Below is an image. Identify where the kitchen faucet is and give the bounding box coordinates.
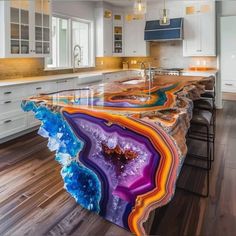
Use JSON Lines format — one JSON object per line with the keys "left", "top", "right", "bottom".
{"left": 147, "top": 63, "right": 153, "bottom": 100}
{"left": 73, "top": 44, "right": 82, "bottom": 73}
{"left": 140, "top": 61, "right": 147, "bottom": 78}
{"left": 140, "top": 62, "right": 153, "bottom": 100}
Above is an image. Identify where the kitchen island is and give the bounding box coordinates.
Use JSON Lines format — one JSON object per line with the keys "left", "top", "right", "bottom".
{"left": 22, "top": 74, "right": 213, "bottom": 236}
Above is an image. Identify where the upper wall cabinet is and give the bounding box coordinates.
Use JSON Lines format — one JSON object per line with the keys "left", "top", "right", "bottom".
{"left": 0, "top": 0, "right": 51, "bottom": 58}
{"left": 183, "top": 1, "right": 216, "bottom": 57}
{"left": 95, "top": 6, "right": 113, "bottom": 57}
{"left": 124, "top": 14, "right": 149, "bottom": 57}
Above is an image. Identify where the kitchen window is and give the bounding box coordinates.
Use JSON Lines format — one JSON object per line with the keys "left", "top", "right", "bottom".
{"left": 46, "top": 15, "right": 94, "bottom": 69}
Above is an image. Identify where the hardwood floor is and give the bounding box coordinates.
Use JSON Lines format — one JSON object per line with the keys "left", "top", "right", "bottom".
{"left": 0, "top": 100, "right": 235, "bottom": 236}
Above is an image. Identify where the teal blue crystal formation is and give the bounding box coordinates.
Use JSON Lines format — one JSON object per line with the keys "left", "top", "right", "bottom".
{"left": 21, "top": 101, "right": 101, "bottom": 213}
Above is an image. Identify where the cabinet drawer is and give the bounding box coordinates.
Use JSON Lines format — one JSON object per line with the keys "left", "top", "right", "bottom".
{"left": 27, "top": 81, "right": 58, "bottom": 96}
{"left": 0, "top": 99, "right": 23, "bottom": 119}
{"left": 27, "top": 113, "right": 41, "bottom": 128}
{"left": 0, "top": 115, "right": 27, "bottom": 139}
{"left": 77, "top": 75, "right": 103, "bottom": 86}
{"left": 0, "top": 85, "right": 27, "bottom": 100}
{"left": 57, "top": 78, "right": 75, "bottom": 91}
{"left": 222, "top": 80, "right": 236, "bottom": 92}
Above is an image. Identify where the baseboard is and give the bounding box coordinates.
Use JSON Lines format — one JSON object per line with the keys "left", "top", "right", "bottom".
{"left": 0, "top": 126, "right": 39, "bottom": 144}
{"left": 222, "top": 92, "right": 236, "bottom": 101}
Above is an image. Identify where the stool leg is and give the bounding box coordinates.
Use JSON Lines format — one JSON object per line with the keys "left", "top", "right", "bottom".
{"left": 177, "top": 125, "right": 210, "bottom": 198}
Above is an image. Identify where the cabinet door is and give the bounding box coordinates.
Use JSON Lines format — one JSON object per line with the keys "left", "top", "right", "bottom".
{"left": 9, "top": 0, "right": 32, "bottom": 56}
{"left": 183, "top": 3, "right": 201, "bottom": 56}
{"left": 125, "top": 17, "right": 148, "bottom": 57}
{"left": 34, "top": 0, "right": 51, "bottom": 55}
{"left": 199, "top": 3, "right": 216, "bottom": 56}
{"left": 183, "top": 14, "right": 201, "bottom": 56}
{"left": 124, "top": 19, "right": 136, "bottom": 56}
{"left": 103, "top": 13, "right": 113, "bottom": 56}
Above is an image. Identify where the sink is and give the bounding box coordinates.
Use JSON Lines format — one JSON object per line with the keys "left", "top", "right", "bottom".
{"left": 121, "top": 79, "right": 145, "bottom": 85}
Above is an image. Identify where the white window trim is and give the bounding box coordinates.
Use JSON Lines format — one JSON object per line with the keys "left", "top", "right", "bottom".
{"left": 45, "top": 13, "right": 95, "bottom": 70}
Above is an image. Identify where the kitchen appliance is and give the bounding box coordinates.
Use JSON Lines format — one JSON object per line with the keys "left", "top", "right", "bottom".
{"left": 146, "top": 67, "right": 184, "bottom": 76}
{"left": 144, "top": 18, "right": 183, "bottom": 41}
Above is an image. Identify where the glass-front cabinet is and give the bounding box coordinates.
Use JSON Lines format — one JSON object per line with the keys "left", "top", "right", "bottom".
{"left": 10, "top": 0, "right": 30, "bottom": 55}
{"left": 35, "top": 0, "right": 50, "bottom": 55}
{"left": 0, "top": 0, "right": 51, "bottom": 58}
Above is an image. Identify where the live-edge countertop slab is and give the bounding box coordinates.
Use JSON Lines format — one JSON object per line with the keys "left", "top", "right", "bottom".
{"left": 22, "top": 74, "right": 214, "bottom": 236}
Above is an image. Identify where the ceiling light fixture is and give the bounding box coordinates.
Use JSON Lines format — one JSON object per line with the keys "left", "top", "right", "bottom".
{"left": 160, "top": 0, "right": 170, "bottom": 25}
{"left": 134, "top": 0, "right": 147, "bottom": 15}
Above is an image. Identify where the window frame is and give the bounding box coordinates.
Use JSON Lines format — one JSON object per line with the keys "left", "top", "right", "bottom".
{"left": 45, "top": 14, "right": 95, "bottom": 70}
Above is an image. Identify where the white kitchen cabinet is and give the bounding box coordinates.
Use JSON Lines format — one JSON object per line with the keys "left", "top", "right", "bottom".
{"left": 124, "top": 15, "right": 149, "bottom": 57}
{"left": 0, "top": 0, "right": 51, "bottom": 58}
{"left": 95, "top": 5, "right": 113, "bottom": 57}
{"left": 183, "top": 1, "right": 216, "bottom": 57}
{"left": 0, "top": 77, "right": 76, "bottom": 142}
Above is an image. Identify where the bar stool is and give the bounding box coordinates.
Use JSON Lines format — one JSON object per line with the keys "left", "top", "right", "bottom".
{"left": 178, "top": 109, "right": 212, "bottom": 197}
{"left": 190, "top": 76, "right": 216, "bottom": 161}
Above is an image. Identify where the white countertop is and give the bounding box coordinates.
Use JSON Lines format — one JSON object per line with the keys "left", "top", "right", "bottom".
{"left": 0, "top": 69, "right": 137, "bottom": 87}
{"left": 0, "top": 68, "right": 218, "bottom": 87}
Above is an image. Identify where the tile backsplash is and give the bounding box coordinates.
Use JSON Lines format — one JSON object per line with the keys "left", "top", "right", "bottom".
{"left": 0, "top": 57, "right": 123, "bottom": 80}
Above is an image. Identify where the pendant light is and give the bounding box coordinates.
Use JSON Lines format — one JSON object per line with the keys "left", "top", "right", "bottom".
{"left": 134, "top": 0, "right": 147, "bottom": 15}
{"left": 160, "top": 0, "right": 170, "bottom": 25}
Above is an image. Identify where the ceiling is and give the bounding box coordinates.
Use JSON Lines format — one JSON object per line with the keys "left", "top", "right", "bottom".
{"left": 88, "top": 0, "right": 161, "bottom": 7}
{"left": 105, "top": 0, "right": 153, "bottom": 7}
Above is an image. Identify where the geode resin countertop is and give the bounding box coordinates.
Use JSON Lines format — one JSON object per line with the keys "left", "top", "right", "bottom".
{"left": 22, "top": 75, "right": 213, "bottom": 236}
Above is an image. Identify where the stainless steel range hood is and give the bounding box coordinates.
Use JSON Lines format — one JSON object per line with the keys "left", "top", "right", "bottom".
{"left": 144, "top": 18, "right": 183, "bottom": 41}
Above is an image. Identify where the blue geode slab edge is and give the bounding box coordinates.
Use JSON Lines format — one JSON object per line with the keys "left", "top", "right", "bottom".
{"left": 21, "top": 100, "right": 102, "bottom": 213}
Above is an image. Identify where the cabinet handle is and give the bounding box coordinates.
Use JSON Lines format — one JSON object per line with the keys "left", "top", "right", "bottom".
{"left": 4, "top": 119, "right": 12, "bottom": 124}
{"left": 57, "top": 80, "right": 68, "bottom": 84}
{"left": 36, "top": 87, "right": 42, "bottom": 90}
{"left": 4, "top": 91, "right": 12, "bottom": 95}
{"left": 4, "top": 101, "right": 12, "bottom": 104}
{"left": 225, "top": 83, "right": 233, "bottom": 86}
{"left": 196, "top": 49, "right": 202, "bottom": 52}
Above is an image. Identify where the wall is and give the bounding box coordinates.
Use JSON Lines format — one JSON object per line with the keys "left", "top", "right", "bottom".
{"left": 0, "top": 0, "right": 219, "bottom": 80}
{"left": 52, "top": 1, "right": 95, "bottom": 21}
{"left": 0, "top": 1, "right": 123, "bottom": 80}
{"left": 124, "top": 0, "right": 217, "bottom": 70}
{"left": 125, "top": 42, "right": 217, "bottom": 70}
